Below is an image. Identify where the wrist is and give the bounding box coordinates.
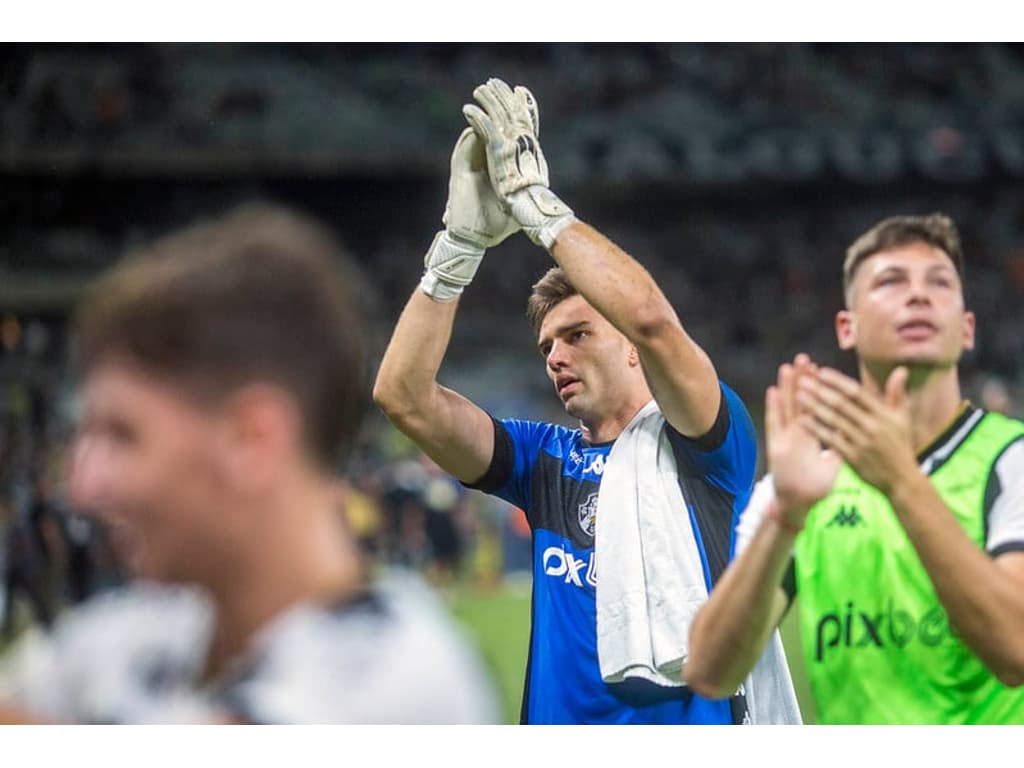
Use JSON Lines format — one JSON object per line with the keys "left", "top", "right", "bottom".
{"left": 419, "top": 230, "right": 485, "bottom": 302}
{"left": 886, "top": 468, "right": 931, "bottom": 516}
{"left": 508, "top": 186, "right": 576, "bottom": 248}
{"left": 766, "top": 499, "right": 805, "bottom": 536}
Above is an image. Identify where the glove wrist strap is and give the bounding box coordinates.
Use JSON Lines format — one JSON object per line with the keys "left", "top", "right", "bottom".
{"left": 509, "top": 187, "right": 577, "bottom": 249}
{"left": 420, "top": 230, "right": 485, "bottom": 302}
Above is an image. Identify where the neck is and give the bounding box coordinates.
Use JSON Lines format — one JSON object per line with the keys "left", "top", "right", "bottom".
{"left": 202, "top": 479, "right": 364, "bottom": 682}
{"left": 580, "top": 388, "right": 653, "bottom": 444}
{"left": 861, "top": 360, "right": 964, "bottom": 454}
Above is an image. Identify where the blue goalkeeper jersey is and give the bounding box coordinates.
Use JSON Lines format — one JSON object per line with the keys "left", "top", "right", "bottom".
{"left": 469, "top": 383, "right": 757, "bottom": 724}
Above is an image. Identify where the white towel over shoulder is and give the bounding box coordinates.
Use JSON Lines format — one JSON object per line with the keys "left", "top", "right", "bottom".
{"left": 595, "top": 401, "right": 801, "bottom": 724}
{"left": 595, "top": 400, "right": 706, "bottom": 686}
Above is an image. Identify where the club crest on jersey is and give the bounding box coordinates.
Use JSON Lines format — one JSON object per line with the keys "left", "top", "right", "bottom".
{"left": 578, "top": 492, "right": 598, "bottom": 537}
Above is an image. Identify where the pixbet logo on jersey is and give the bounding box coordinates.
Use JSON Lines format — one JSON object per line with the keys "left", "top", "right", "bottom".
{"left": 814, "top": 600, "right": 951, "bottom": 661}
{"left": 542, "top": 545, "right": 598, "bottom": 588}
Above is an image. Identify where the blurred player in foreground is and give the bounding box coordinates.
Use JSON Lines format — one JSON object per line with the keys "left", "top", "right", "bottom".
{"left": 685, "top": 214, "right": 1024, "bottom": 723}
{"left": 0, "top": 204, "right": 499, "bottom": 724}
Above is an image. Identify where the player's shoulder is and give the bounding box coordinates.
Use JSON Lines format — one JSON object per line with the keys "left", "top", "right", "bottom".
{"left": 248, "top": 568, "right": 501, "bottom": 723}
{"left": 961, "top": 408, "right": 1024, "bottom": 467}
{"left": 43, "top": 583, "right": 213, "bottom": 669}
{"left": 979, "top": 408, "right": 1024, "bottom": 438}
{"left": 55, "top": 583, "right": 211, "bottom": 641}
{"left": 262, "top": 568, "right": 462, "bottom": 651}
{"left": 499, "top": 416, "right": 583, "bottom": 454}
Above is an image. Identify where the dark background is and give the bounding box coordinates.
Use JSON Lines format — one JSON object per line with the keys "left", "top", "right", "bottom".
{"left": 2, "top": 43, "right": 1024, "bottom": 628}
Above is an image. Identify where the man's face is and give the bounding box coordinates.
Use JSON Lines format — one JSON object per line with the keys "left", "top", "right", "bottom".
{"left": 536, "top": 295, "right": 637, "bottom": 425}
{"left": 837, "top": 241, "right": 975, "bottom": 368}
{"left": 67, "top": 361, "right": 235, "bottom": 584}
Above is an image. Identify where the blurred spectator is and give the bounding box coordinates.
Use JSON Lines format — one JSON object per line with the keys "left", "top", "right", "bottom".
{"left": 0, "top": 203, "right": 500, "bottom": 723}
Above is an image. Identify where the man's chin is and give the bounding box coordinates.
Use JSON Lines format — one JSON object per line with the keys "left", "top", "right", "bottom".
{"left": 864, "top": 354, "right": 959, "bottom": 385}
{"left": 562, "top": 398, "right": 585, "bottom": 420}
{"left": 881, "top": 353, "right": 959, "bottom": 370}
{"left": 113, "top": 537, "right": 170, "bottom": 583}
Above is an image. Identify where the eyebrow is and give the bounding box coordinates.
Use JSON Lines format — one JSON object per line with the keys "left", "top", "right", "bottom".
{"left": 872, "top": 262, "right": 957, "bottom": 279}
{"left": 537, "top": 320, "right": 590, "bottom": 351}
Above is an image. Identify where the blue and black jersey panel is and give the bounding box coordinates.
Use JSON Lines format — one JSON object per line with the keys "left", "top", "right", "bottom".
{"left": 466, "top": 382, "right": 758, "bottom": 724}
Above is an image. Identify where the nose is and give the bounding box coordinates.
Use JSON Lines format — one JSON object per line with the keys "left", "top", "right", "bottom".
{"left": 546, "top": 339, "right": 568, "bottom": 372}
{"left": 907, "top": 276, "right": 933, "bottom": 306}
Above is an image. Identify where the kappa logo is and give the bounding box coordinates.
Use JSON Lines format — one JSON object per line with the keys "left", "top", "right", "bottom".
{"left": 583, "top": 453, "right": 605, "bottom": 476}
{"left": 827, "top": 505, "right": 863, "bottom": 528}
{"left": 578, "top": 492, "right": 598, "bottom": 537}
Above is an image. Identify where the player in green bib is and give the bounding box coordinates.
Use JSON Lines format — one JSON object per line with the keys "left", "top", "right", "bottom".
{"left": 683, "top": 213, "right": 1024, "bottom": 724}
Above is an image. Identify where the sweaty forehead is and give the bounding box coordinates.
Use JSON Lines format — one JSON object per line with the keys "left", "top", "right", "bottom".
{"left": 537, "top": 295, "right": 596, "bottom": 337}
{"left": 860, "top": 241, "right": 958, "bottom": 275}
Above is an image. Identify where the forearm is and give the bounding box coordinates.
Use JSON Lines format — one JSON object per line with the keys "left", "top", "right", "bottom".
{"left": 551, "top": 221, "right": 720, "bottom": 434}
{"left": 890, "top": 473, "right": 1024, "bottom": 685}
{"left": 551, "top": 221, "right": 680, "bottom": 346}
{"left": 373, "top": 289, "right": 494, "bottom": 482}
{"left": 373, "top": 289, "right": 458, "bottom": 425}
{"left": 684, "top": 510, "right": 795, "bottom": 698}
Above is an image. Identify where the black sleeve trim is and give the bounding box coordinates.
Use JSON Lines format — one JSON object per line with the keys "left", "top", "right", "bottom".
{"left": 780, "top": 556, "right": 797, "bottom": 603}
{"left": 462, "top": 416, "right": 514, "bottom": 494}
{"left": 667, "top": 385, "right": 730, "bottom": 453}
{"left": 989, "top": 541, "right": 1024, "bottom": 558}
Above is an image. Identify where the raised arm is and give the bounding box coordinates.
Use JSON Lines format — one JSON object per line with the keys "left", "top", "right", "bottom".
{"left": 373, "top": 128, "right": 518, "bottom": 483}
{"left": 463, "top": 78, "right": 719, "bottom": 437}
{"left": 550, "top": 223, "right": 720, "bottom": 437}
{"left": 684, "top": 356, "right": 840, "bottom": 697}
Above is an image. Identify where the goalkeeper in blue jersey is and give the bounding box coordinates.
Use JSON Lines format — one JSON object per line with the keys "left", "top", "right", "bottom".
{"left": 374, "top": 78, "right": 799, "bottom": 724}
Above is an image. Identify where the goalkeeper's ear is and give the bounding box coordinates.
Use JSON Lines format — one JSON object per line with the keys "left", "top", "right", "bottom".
{"left": 514, "top": 85, "right": 540, "bottom": 136}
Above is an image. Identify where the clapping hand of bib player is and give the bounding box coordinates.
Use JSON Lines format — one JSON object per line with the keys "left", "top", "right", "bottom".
{"left": 796, "top": 363, "right": 915, "bottom": 497}
{"left": 765, "top": 354, "right": 841, "bottom": 531}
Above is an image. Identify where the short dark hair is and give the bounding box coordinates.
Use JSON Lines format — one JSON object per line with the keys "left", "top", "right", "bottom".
{"left": 74, "top": 203, "right": 368, "bottom": 469}
{"left": 526, "top": 267, "right": 578, "bottom": 336}
{"left": 843, "top": 213, "right": 965, "bottom": 303}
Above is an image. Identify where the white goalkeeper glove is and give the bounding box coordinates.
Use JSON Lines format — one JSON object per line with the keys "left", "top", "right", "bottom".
{"left": 420, "top": 127, "right": 520, "bottom": 302}
{"left": 462, "top": 77, "right": 576, "bottom": 249}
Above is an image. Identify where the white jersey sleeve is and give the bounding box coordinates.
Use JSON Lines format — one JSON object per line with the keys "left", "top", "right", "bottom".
{"left": 734, "top": 474, "right": 776, "bottom": 556}
{"left": 986, "top": 437, "right": 1024, "bottom": 556}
